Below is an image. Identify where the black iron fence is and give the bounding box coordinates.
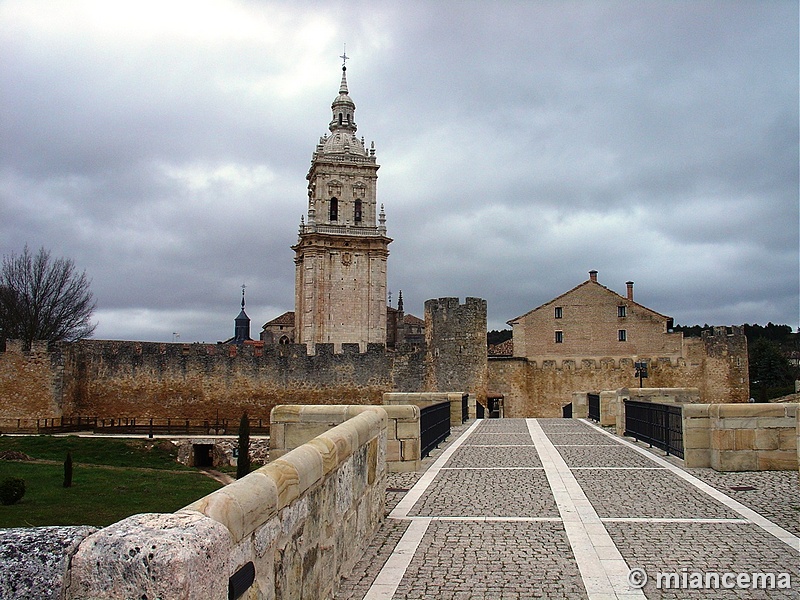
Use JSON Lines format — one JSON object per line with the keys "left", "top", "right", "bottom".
{"left": 623, "top": 400, "right": 683, "bottom": 458}
{"left": 461, "top": 395, "right": 469, "bottom": 423}
{"left": 587, "top": 394, "right": 600, "bottom": 422}
{"left": 0, "top": 416, "right": 269, "bottom": 437}
{"left": 420, "top": 401, "right": 451, "bottom": 458}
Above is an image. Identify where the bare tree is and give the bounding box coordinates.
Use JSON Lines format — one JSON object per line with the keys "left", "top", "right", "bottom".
{"left": 0, "top": 245, "right": 96, "bottom": 348}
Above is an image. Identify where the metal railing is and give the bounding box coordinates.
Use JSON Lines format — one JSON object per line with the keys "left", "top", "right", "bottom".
{"left": 588, "top": 394, "right": 600, "bottom": 422}
{"left": 462, "top": 395, "right": 469, "bottom": 423}
{"left": 420, "top": 401, "right": 451, "bottom": 458}
{"left": 623, "top": 400, "right": 684, "bottom": 458}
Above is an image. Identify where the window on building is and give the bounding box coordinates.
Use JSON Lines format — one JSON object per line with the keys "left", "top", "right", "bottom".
{"left": 329, "top": 197, "right": 338, "bottom": 221}
{"left": 618, "top": 305, "right": 627, "bottom": 318}
{"left": 618, "top": 329, "right": 627, "bottom": 342}
{"left": 555, "top": 331, "right": 563, "bottom": 343}
{"left": 554, "top": 306, "right": 563, "bottom": 319}
{"left": 338, "top": 113, "right": 343, "bottom": 125}
{"left": 354, "top": 199, "right": 362, "bottom": 222}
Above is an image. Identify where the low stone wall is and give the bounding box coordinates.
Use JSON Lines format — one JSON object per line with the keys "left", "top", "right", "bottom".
{"left": 271, "top": 404, "right": 421, "bottom": 472}
{"left": 683, "top": 403, "right": 798, "bottom": 471}
{"left": 383, "top": 391, "right": 471, "bottom": 426}
{"left": 65, "top": 407, "right": 387, "bottom": 599}
{"left": 172, "top": 437, "right": 270, "bottom": 467}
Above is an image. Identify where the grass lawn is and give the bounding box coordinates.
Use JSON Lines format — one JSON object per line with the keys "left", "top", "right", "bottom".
{"left": 0, "top": 435, "right": 223, "bottom": 528}
{"left": 0, "top": 435, "right": 192, "bottom": 469}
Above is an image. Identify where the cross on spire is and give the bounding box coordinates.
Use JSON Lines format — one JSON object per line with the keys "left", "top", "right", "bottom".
{"left": 340, "top": 44, "right": 349, "bottom": 69}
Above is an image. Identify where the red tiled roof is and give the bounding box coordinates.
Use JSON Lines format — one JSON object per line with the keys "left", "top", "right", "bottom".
{"left": 404, "top": 314, "right": 425, "bottom": 326}
{"left": 262, "top": 311, "right": 295, "bottom": 328}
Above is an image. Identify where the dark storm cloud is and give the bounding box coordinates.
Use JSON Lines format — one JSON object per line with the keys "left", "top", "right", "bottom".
{"left": 1, "top": 1, "right": 797, "bottom": 341}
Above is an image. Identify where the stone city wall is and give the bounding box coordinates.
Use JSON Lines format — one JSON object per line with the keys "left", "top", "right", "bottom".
{"left": 0, "top": 340, "right": 64, "bottom": 421}
{"left": 489, "top": 328, "right": 748, "bottom": 418}
{"left": 64, "top": 407, "right": 388, "bottom": 599}
{"left": 0, "top": 298, "right": 489, "bottom": 424}
{"left": 270, "top": 404, "right": 422, "bottom": 472}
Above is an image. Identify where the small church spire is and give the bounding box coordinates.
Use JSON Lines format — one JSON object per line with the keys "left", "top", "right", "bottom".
{"left": 233, "top": 284, "right": 251, "bottom": 344}
{"left": 339, "top": 44, "right": 350, "bottom": 93}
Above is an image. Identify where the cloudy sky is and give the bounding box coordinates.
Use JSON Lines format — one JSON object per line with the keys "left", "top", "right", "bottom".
{"left": 1, "top": 0, "right": 797, "bottom": 342}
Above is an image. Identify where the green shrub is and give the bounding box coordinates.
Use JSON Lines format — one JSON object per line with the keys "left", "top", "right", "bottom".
{"left": 0, "top": 478, "right": 26, "bottom": 505}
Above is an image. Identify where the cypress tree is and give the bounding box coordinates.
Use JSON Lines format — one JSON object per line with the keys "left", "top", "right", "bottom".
{"left": 63, "top": 451, "right": 73, "bottom": 488}
{"left": 237, "top": 412, "right": 251, "bottom": 479}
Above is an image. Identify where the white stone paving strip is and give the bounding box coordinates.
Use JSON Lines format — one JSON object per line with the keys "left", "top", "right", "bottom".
{"left": 362, "top": 420, "right": 483, "bottom": 600}
{"left": 362, "top": 517, "right": 432, "bottom": 600}
{"left": 582, "top": 419, "right": 800, "bottom": 552}
{"left": 389, "top": 419, "right": 482, "bottom": 519}
{"left": 527, "top": 419, "right": 647, "bottom": 600}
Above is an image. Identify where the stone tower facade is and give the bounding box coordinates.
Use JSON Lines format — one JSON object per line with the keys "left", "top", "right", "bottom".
{"left": 293, "top": 63, "right": 391, "bottom": 353}
{"left": 425, "top": 297, "right": 488, "bottom": 403}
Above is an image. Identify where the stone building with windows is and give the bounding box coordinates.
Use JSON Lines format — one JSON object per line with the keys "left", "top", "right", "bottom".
{"left": 508, "top": 270, "right": 681, "bottom": 362}
{"left": 260, "top": 311, "right": 295, "bottom": 345}
{"left": 489, "top": 271, "right": 749, "bottom": 417}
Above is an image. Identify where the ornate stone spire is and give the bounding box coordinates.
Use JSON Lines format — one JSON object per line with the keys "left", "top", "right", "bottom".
{"left": 329, "top": 58, "right": 357, "bottom": 134}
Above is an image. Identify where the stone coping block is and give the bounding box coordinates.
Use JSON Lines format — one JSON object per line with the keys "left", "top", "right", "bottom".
{"left": 69, "top": 512, "right": 232, "bottom": 600}
{"left": 271, "top": 404, "right": 420, "bottom": 472}
{"left": 194, "top": 408, "right": 385, "bottom": 543}
{"left": 0, "top": 526, "right": 97, "bottom": 600}
{"left": 711, "top": 403, "right": 794, "bottom": 418}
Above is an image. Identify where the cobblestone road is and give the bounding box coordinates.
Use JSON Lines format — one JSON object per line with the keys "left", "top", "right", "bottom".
{"left": 338, "top": 419, "right": 800, "bottom": 599}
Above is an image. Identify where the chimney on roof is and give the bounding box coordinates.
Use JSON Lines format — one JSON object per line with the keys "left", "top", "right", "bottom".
{"left": 626, "top": 281, "right": 634, "bottom": 301}
{"left": 589, "top": 270, "right": 598, "bottom": 283}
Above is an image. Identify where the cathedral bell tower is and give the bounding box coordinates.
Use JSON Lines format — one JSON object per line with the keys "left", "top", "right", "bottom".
{"left": 292, "top": 57, "right": 391, "bottom": 353}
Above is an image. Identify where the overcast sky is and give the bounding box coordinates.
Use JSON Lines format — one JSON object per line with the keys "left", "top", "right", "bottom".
{"left": 1, "top": 0, "right": 797, "bottom": 343}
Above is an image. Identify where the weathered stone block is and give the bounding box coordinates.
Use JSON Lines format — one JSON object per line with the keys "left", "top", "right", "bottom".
{"left": 184, "top": 472, "right": 279, "bottom": 543}
{"left": 717, "top": 417, "right": 758, "bottom": 429}
{"left": 69, "top": 512, "right": 231, "bottom": 600}
{"left": 683, "top": 428, "right": 710, "bottom": 450}
{"left": 712, "top": 450, "right": 758, "bottom": 471}
{"left": 711, "top": 429, "right": 735, "bottom": 451}
{"left": 396, "top": 420, "right": 420, "bottom": 440}
{"left": 754, "top": 428, "right": 780, "bottom": 451}
{"left": 280, "top": 444, "right": 323, "bottom": 496}
{"left": 756, "top": 417, "right": 794, "bottom": 429}
{"left": 757, "top": 450, "right": 798, "bottom": 471}
{"left": 0, "top": 526, "right": 97, "bottom": 600}
{"left": 733, "top": 429, "right": 755, "bottom": 450}
{"left": 284, "top": 423, "right": 331, "bottom": 449}
{"left": 401, "top": 439, "right": 420, "bottom": 461}
{"left": 386, "top": 440, "right": 401, "bottom": 462}
{"left": 717, "top": 404, "right": 785, "bottom": 418}
{"left": 259, "top": 460, "right": 300, "bottom": 509}
{"left": 778, "top": 428, "right": 797, "bottom": 451}
{"left": 683, "top": 448, "right": 710, "bottom": 468}
{"left": 270, "top": 423, "right": 285, "bottom": 451}
{"left": 307, "top": 435, "right": 339, "bottom": 476}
